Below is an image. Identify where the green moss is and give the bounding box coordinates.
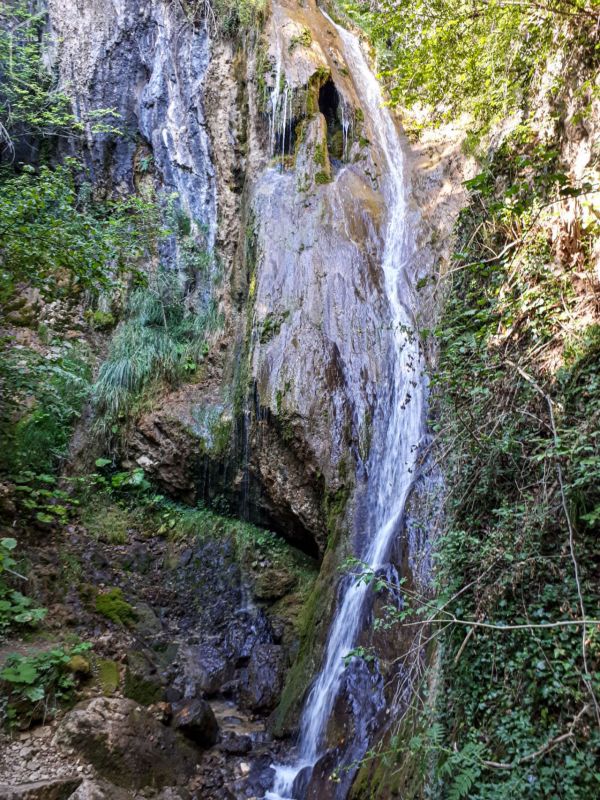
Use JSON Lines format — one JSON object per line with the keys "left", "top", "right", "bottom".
{"left": 313, "top": 142, "right": 326, "bottom": 167}
{"left": 271, "top": 546, "right": 339, "bottom": 736}
{"left": 324, "top": 483, "right": 350, "bottom": 549}
{"left": 124, "top": 652, "right": 163, "bottom": 706}
{"left": 97, "top": 659, "right": 119, "bottom": 695}
{"left": 315, "top": 171, "right": 332, "bottom": 185}
{"left": 95, "top": 588, "right": 137, "bottom": 626}
{"left": 210, "top": 417, "right": 233, "bottom": 457}
{"left": 350, "top": 707, "right": 429, "bottom": 799}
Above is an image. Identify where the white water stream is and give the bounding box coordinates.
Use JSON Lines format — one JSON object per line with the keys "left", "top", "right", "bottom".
{"left": 267, "top": 15, "right": 425, "bottom": 800}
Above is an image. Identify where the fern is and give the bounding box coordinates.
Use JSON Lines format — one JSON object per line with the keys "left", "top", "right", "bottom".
{"left": 447, "top": 765, "right": 479, "bottom": 800}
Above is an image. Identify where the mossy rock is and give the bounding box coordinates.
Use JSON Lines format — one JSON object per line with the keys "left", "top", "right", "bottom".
{"left": 97, "top": 659, "right": 120, "bottom": 695}
{"left": 315, "top": 171, "right": 332, "bottom": 185}
{"left": 251, "top": 566, "right": 297, "bottom": 601}
{"left": 95, "top": 588, "right": 137, "bottom": 626}
{"left": 270, "top": 548, "right": 339, "bottom": 737}
{"left": 68, "top": 654, "right": 91, "bottom": 676}
{"left": 124, "top": 650, "right": 165, "bottom": 706}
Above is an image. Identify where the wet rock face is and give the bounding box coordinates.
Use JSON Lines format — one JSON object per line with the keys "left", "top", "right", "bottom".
{"left": 46, "top": 0, "right": 401, "bottom": 558}
{"left": 239, "top": 643, "right": 286, "bottom": 712}
{"left": 55, "top": 697, "right": 200, "bottom": 790}
{"left": 48, "top": 0, "right": 216, "bottom": 243}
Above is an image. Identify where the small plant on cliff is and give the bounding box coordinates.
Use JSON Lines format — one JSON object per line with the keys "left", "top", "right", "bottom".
{"left": 175, "top": 0, "right": 266, "bottom": 36}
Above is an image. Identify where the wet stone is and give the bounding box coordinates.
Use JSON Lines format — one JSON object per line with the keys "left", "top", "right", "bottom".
{"left": 172, "top": 698, "right": 219, "bottom": 748}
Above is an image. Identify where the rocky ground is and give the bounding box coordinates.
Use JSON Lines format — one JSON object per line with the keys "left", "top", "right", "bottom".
{"left": 0, "top": 507, "right": 316, "bottom": 800}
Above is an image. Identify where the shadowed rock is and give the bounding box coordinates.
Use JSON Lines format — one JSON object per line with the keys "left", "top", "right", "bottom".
{"left": 55, "top": 697, "right": 199, "bottom": 790}
{"left": 172, "top": 699, "right": 219, "bottom": 748}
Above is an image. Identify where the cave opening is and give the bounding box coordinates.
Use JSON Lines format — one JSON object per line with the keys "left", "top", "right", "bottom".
{"left": 318, "top": 78, "right": 344, "bottom": 160}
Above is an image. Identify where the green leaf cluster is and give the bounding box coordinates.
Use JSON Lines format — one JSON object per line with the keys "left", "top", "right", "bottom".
{"left": 0, "top": 161, "right": 156, "bottom": 306}
{"left": 0, "top": 537, "right": 46, "bottom": 634}
{"left": 337, "top": 0, "right": 599, "bottom": 127}
{"left": 0, "top": 643, "right": 91, "bottom": 726}
{"left": 424, "top": 125, "right": 600, "bottom": 796}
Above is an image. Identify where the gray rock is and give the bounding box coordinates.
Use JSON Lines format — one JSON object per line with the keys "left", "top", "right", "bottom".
{"left": 55, "top": 697, "right": 199, "bottom": 790}
{"left": 66, "top": 780, "right": 131, "bottom": 800}
{"left": 180, "top": 643, "right": 232, "bottom": 696}
{"left": 172, "top": 699, "right": 218, "bottom": 748}
{"left": 239, "top": 644, "right": 286, "bottom": 712}
{"left": 218, "top": 733, "right": 252, "bottom": 755}
{"left": 0, "top": 777, "right": 82, "bottom": 800}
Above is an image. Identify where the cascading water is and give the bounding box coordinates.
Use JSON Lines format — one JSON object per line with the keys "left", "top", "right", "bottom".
{"left": 267, "top": 15, "right": 426, "bottom": 800}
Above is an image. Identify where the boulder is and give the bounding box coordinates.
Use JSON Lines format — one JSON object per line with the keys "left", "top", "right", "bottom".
{"left": 180, "top": 643, "right": 231, "bottom": 696}
{"left": 251, "top": 567, "right": 297, "bottom": 601}
{"left": 172, "top": 699, "right": 219, "bottom": 748}
{"left": 239, "top": 644, "right": 286, "bottom": 712}
{"left": 218, "top": 733, "right": 252, "bottom": 755}
{"left": 55, "top": 697, "right": 199, "bottom": 790}
{"left": 66, "top": 780, "right": 131, "bottom": 800}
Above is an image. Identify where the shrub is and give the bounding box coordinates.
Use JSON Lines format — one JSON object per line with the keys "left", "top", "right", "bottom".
{"left": 0, "top": 341, "right": 91, "bottom": 477}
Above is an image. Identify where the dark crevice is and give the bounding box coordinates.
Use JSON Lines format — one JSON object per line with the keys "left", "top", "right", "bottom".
{"left": 318, "top": 79, "right": 344, "bottom": 160}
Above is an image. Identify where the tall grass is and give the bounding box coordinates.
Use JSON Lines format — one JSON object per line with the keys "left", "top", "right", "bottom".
{"left": 93, "top": 271, "right": 221, "bottom": 432}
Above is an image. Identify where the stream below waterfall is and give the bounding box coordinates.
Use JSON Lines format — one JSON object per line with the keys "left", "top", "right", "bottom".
{"left": 266, "top": 12, "right": 427, "bottom": 800}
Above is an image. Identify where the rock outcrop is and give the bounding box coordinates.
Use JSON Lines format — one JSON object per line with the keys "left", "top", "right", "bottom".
{"left": 55, "top": 697, "right": 199, "bottom": 790}
{"left": 45, "top": 0, "right": 416, "bottom": 559}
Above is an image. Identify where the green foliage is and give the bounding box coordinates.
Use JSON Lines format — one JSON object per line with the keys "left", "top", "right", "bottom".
{"left": 93, "top": 270, "right": 220, "bottom": 432}
{"left": 0, "top": 2, "right": 120, "bottom": 158}
{"left": 315, "top": 171, "right": 332, "bottom": 185}
{"left": 211, "top": 0, "right": 266, "bottom": 36}
{"left": 424, "top": 124, "right": 600, "bottom": 796}
{"left": 177, "top": 0, "right": 266, "bottom": 36}
{"left": 0, "top": 161, "right": 155, "bottom": 306}
{"left": 85, "top": 309, "right": 116, "bottom": 331}
{"left": 259, "top": 310, "right": 290, "bottom": 343}
{"left": 0, "top": 538, "right": 46, "bottom": 634}
{"left": 338, "top": 0, "right": 599, "bottom": 127}
{"left": 95, "top": 588, "right": 137, "bottom": 626}
{"left": 0, "top": 643, "right": 91, "bottom": 725}
{"left": 289, "top": 26, "right": 312, "bottom": 52}
{"left": 0, "top": 339, "right": 91, "bottom": 477}
{"left": 81, "top": 496, "right": 134, "bottom": 545}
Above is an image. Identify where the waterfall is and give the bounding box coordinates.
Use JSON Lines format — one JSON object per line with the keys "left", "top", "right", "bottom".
{"left": 267, "top": 16, "right": 425, "bottom": 800}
